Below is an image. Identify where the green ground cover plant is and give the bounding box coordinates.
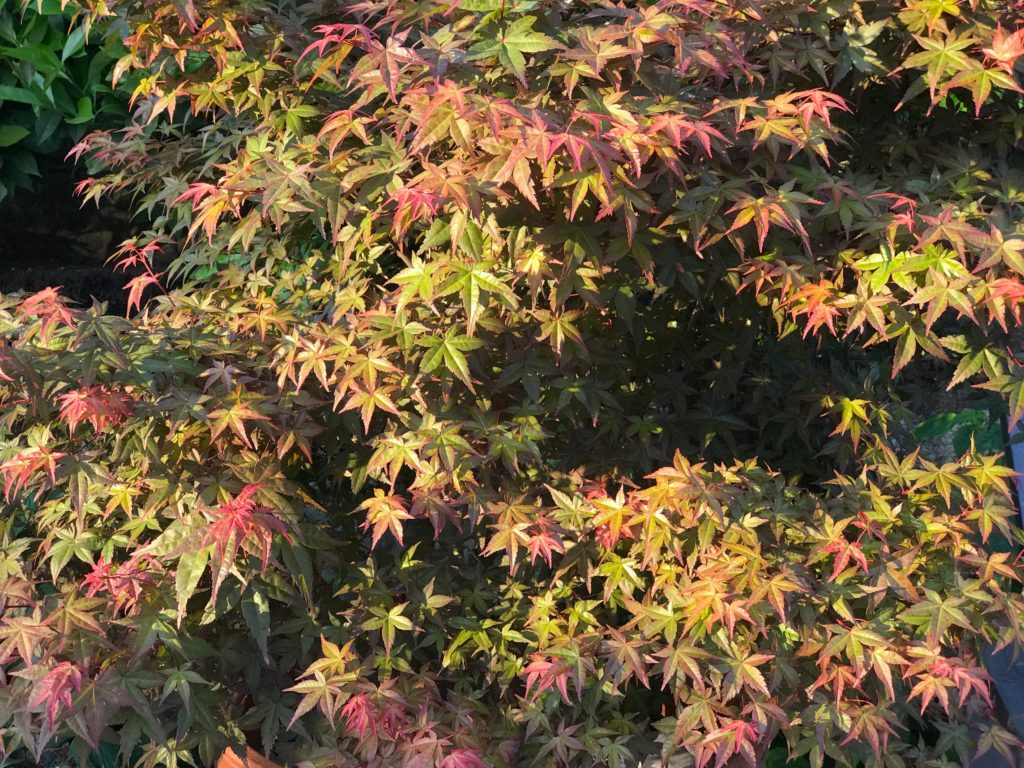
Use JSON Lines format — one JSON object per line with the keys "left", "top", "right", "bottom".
{"left": 3, "top": 1, "right": 1024, "bottom": 767}
{"left": 0, "top": 0, "right": 125, "bottom": 199}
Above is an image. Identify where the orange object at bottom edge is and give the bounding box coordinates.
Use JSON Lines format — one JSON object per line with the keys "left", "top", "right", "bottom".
{"left": 215, "top": 747, "right": 284, "bottom": 768}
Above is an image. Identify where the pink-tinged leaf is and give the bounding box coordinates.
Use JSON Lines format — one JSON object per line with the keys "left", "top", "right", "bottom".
{"left": 983, "top": 25, "right": 1024, "bottom": 74}
{"left": 526, "top": 518, "right": 565, "bottom": 567}
{"left": 58, "top": 386, "right": 134, "bottom": 435}
{"left": 440, "top": 749, "right": 487, "bottom": 768}
{"left": 29, "top": 662, "right": 83, "bottom": 724}
{"left": 524, "top": 654, "right": 574, "bottom": 702}
{"left": 16, "top": 287, "right": 75, "bottom": 340}
{"left": 340, "top": 693, "right": 378, "bottom": 740}
{"left": 822, "top": 537, "right": 870, "bottom": 580}
{"left": 171, "top": 182, "right": 218, "bottom": 210}
{"left": 82, "top": 554, "right": 161, "bottom": 616}
{"left": 124, "top": 273, "right": 164, "bottom": 316}
{"left": 0, "top": 446, "right": 65, "bottom": 500}
{"left": 202, "top": 484, "right": 290, "bottom": 580}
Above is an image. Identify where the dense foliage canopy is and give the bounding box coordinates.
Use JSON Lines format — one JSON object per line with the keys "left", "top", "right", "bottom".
{"left": 3, "top": 0, "right": 1024, "bottom": 767}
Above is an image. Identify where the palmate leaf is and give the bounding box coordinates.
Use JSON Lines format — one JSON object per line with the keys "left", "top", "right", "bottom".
{"left": 417, "top": 330, "right": 483, "bottom": 389}
{"left": 903, "top": 32, "right": 977, "bottom": 95}
{"left": 466, "top": 17, "right": 560, "bottom": 80}
{"left": 899, "top": 591, "right": 973, "bottom": 643}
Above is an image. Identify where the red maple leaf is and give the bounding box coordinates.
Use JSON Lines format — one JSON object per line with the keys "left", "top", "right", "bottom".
{"left": 58, "top": 386, "right": 134, "bottom": 435}
{"left": 822, "top": 537, "right": 870, "bottom": 580}
{"left": 82, "top": 554, "right": 161, "bottom": 615}
{"left": 524, "top": 654, "right": 575, "bottom": 702}
{"left": 440, "top": 749, "right": 487, "bottom": 768}
{"left": 0, "top": 446, "right": 65, "bottom": 500}
{"left": 788, "top": 280, "right": 841, "bottom": 338}
{"left": 107, "top": 240, "right": 163, "bottom": 272}
{"left": 983, "top": 26, "right": 1024, "bottom": 74}
{"left": 526, "top": 517, "right": 565, "bottom": 567}
{"left": 694, "top": 718, "right": 761, "bottom": 768}
{"left": 202, "top": 484, "right": 290, "bottom": 572}
{"left": 29, "top": 661, "right": 83, "bottom": 724}
{"left": 299, "top": 23, "right": 376, "bottom": 62}
{"left": 123, "top": 273, "right": 165, "bottom": 315}
{"left": 928, "top": 657, "right": 993, "bottom": 708}
{"left": 16, "top": 288, "right": 75, "bottom": 341}
{"left": 340, "top": 693, "right": 378, "bottom": 740}
{"left": 171, "top": 182, "right": 218, "bottom": 210}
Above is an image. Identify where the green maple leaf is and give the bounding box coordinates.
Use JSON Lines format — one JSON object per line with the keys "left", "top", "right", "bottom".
{"left": 904, "top": 32, "right": 976, "bottom": 95}
{"left": 418, "top": 330, "right": 483, "bottom": 389}
{"left": 467, "top": 17, "right": 560, "bottom": 80}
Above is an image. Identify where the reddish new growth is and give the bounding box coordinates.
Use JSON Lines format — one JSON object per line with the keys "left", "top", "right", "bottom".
{"left": 340, "top": 692, "right": 407, "bottom": 742}
{"left": 58, "top": 386, "right": 134, "bottom": 434}
{"left": 983, "top": 26, "right": 1024, "bottom": 74}
{"left": 524, "top": 654, "right": 577, "bottom": 702}
{"left": 109, "top": 241, "right": 168, "bottom": 315}
{"left": 202, "top": 484, "right": 290, "bottom": 571}
{"left": 16, "top": 288, "right": 75, "bottom": 341}
{"left": 440, "top": 749, "right": 486, "bottom": 768}
{"left": 83, "top": 554, "right": 161, "bottom": 615}
{"left": 0, "top": 446, "right": 65, "bottom": 500}
{"left": 28, "top": 661, "right": 83, "bottom": 724}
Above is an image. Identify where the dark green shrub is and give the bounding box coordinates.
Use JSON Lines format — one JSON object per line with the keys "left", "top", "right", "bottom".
{"left": 0, "top": 0, "right": 125, "bottom": 199}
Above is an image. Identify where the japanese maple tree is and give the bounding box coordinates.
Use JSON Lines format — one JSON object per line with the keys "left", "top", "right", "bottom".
{"left": 2, "top": 1, "right": 1024, "bottom": 768}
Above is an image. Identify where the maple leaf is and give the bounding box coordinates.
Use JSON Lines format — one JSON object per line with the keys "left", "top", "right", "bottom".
{"left": 340, "top": 384, "right": 401, "bottom": 433}
{"left": 29, "top": 661, "right": 83, "bottom": 724}
{"left": 788, "top": 280, "right": 841, "bottom": 338}
{"left": 0, "top": 446, "right": 65, "bottom": 500}
{"left": 525, "top": 517, "right": 565, "bottom": 567}
{"left": 0, "top": 615, "right": 52, "bottom": 664}
{"left": 362, "top": 32, "right": 425, "bottom": 103}
{"left": 286, "top": 670, "right": 345, "bottom": 727}
{"left": 982, "top": 25, "right": 1024, "bottom": 74}
{"left": 440, "top": 749, "right": 486, "bottom": 768}
{"left": 82, "top": 554, "right": 161, "bottom": 616}
{"left": 466, "top": 17, "right": 561, "bottom": 81}
{"left": 207, "top": 392, "right": 271, "bottom": 448}
{"left": 976, "top": 723, "right": 1024, "bottom": 765}
{"left": 903, "top": 32, "right": 977, "bottom": 98}
{"left": 822, "top": 536, "right": 870, "bottom": 580}
{"left": 16, "top": 287, "right": 75, "bottom": 341}
{"left": 524, "top": 653, "right": 575, "bottom": 702}
{"left": 358, "top": 488, "right": 413, "bottom": 547}
{"left": 590, "top": 488, "right": 638, "bottom": 548}
{"left": 841, "top": 704, "right": 899, "bottom": 759}
{"left": 58, "top": 386, "right": 134, "bottom": 435}
{"left": 340, "top": 693, "right": 378, "bottom": 740}
{"left": 724, "top": 186, "right": 819, "bottom": 253}
{"left": 124, "top": 273, "right": 165, "bottom": 315}
{"left": 410, "top": 490, "right": 462, "bottom": 539}
{"left": 202, "top": 484, "right": 290, "bottom": 575}
{"left": 693, "top": 719, "right": 761, "bottom": 768}
{"left": 171, "top": 182, "right": 218, "bottom": 210}
{"left": 721, "top": 646, "right": 773, "bottom": 699}
{"left": 300, "top": 23, "right": 375, "bottom": 63}
{"left": 389, "top": 183, "right": 443, "bottom": 240}
{"left": 944, "top": 60, "right": 1021, "bottom": 116}
{"left": 926, "top": 656, "right": 992, "bottom": 708}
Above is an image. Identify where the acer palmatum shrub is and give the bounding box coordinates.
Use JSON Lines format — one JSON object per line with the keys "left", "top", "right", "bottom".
{"left": 3, "top": 1, "right": 1024, "bottom": 767}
